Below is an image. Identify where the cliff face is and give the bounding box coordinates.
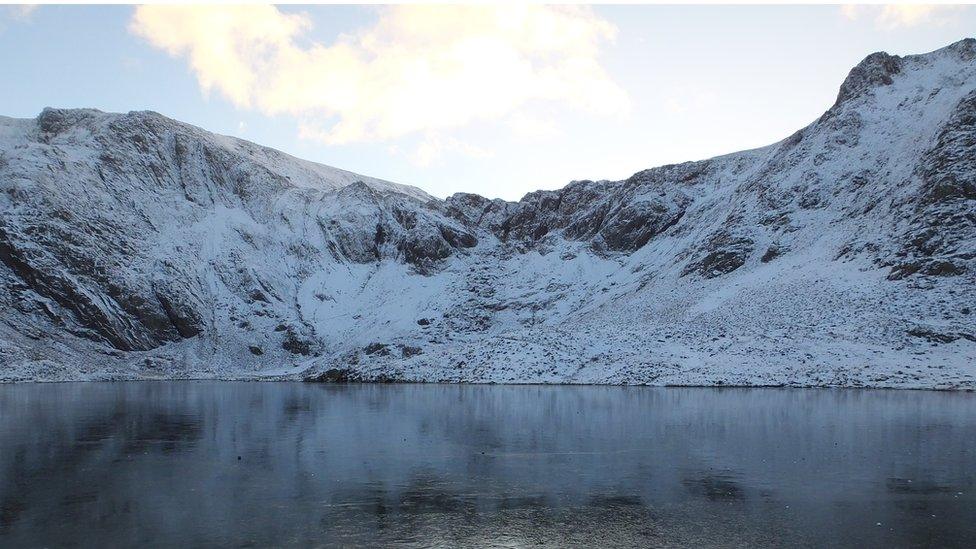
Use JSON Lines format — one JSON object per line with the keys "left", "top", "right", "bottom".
{"left": 0, "top": 40, "right": 974, "bottom": 387}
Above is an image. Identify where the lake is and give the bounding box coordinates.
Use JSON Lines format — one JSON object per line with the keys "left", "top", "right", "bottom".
{"left": 0, "top": 382, "right": 973, "bottom": 547}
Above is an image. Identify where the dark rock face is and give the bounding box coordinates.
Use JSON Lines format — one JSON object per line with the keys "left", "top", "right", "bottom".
{"left": 325, "top": 183, "right": 478, "bottom": 270}
{"left": 398, "top": 232, "right": 452, "bottom": 266}
{"left": 0, "top": 108, "right": 481, "bottom": 353}
{"left": 760, "top": 245, "right": 782, "bottom": 263}
{"left": 833, "top": 52, "right": 903, "bottom": 108}
{"left": 681, "top": 231, "right": 755, "bottom": 279}
{"left": 305, "top": 366, "right": 403, "bottom": 383}
{"left": 888, "top": 90, "right": 976, "bottom": 279}
{"left": 153, "top": 272, "right": 205, "bottom": 339}
{"left": 447, "top": 167, "right": 693, "bottom": 253}
{"left": 37, "top": 108, "right": 103, "bottom": 135}
{"left": 363, "top": 342, "right": 390, "bottom": 356}
{"left": 0, "top": 109, "right": 288, "bottom": 352}
{"left": 401, "top": 345, "right": 423, "bottom": 358}
{"left": 307, "top": 368, "right": 352, "bottom": 383}
{"left": 281, "top": 330, "right": 315, "bottom": 356}
{"left": 907, "top": 327, "right": 976, "bottom": 344}
{"left": 921, "top": 91, "right": 976, "bottom": 205}
{"left": 595, "top": 197, "right": 687, "bottom": 252}
{"left": 0, "top": 222, "right": 186, "bottom": 351}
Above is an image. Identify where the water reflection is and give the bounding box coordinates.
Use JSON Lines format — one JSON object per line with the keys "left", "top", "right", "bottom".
{"left": 0, "top": 383, "right": 974, "bottom": 546}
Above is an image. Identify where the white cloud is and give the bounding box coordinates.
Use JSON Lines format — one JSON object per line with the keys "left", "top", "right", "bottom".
{"left": 840, "top": 4, "right": 963, "bottom": 30}
{"left": 5, "top": 4, "right": 37, "bottom": 22}
{"left": 1, "top": 4, "right": 38, "bottom": 31}
{"left": 411, "top": 134, "right": 494, "bottom": 167}
{"left": 130, "top": 5, "right": 628, "bottom": 148}
{"left": 385, "top": 132, "right": 493, "bottom": 167}
{"left": 506, "top": 114, "right": 561, "bottom": 141}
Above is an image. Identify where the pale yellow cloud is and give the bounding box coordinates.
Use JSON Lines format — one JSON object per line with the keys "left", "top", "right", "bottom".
{"left": 840, "top": 4, "right": 963, "bottom": 30}
{"left": 385, "top": 134, "right": 492, "bottom": 168}
{"left": 414, "top": 133, "right": 494, "bottom": 167}
{"left": 506, "top": 114, "right": 561, "bottom": 141}
{"left": 130, "top": 5, "right": 628, "bottom": 146}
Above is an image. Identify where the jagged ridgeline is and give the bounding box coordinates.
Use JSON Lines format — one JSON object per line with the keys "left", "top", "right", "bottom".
{"left": 0, "top": 39, "right": 973, "bottom": 386}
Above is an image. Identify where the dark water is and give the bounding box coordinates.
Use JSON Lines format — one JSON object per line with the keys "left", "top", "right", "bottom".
{"left": 0, "top": 383, "right": 974, "bottom": 547}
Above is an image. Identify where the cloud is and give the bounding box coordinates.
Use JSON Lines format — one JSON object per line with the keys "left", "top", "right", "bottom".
{"left": 5, "top": 4, "right": 37, "bottom": 22}
{"left": 506, "top": 114, "right": 560, "bottom": 141}
{"left": 405, "top": 133, "right": 494, "bottom": 167}
{"left": 840, "top": 4, "right": 963, "bottom": 29}
{"left": 1, "top": 4, "right": 38, "bottom": 31}
{"left": 130, "top": 5, "right": 628, "bottom": 147}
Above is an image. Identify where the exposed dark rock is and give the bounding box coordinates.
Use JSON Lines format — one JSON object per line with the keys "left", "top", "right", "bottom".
{"left": 922, "top": 259, "right": 966, "bottom": 277}
{"left": 154, "top": 286, "right": 203, "bottom": 338}
{"left": 307, "top": 368, "right": 352, "bottom": 383}
{"left": 907, "top": 327, "right": 962, "bottom": 344}
{"left": 361, "top": 372, "right": 403, "bottom": 383}
{"left": 305, "top": 367, "right": 404, "bottom": 383}
{"left": 832, "top": 52, "right": 902, "bottom": 108}
{"left": 282, "top": 331, "right": 314, "bottom": 356}
{"left": 682, "top": 232, "right": 754, "bottom": 278}
{"left": 248, "top": 289, "right": 269, "bottom": 303}
{"left": 37, "top": 107, "right": 103, "bottom": 135}
{"left": 886, "top": 89, "right": 976, "bottom": 279}
{"left": 596, "top": 199, "right": 687, "bottom": 252}
{"left": 0, "top": 224, "right": 165, "bottom": 351}
{"left": 799, "top": 191, "right": 823, "bottom": 209}
{"left": 373, "top": 223, "right": 387, "bottom": 248}
{"left": 918, "top": 90, "right": 976, "bottom": 207}
{"left": 398, "top": 233, "right": 453, "bottom": 266}
{"left": 438, "top": 224, "right": 478, "bottom": 249}
{"left": 363, "top": 342, "right": 390, "bottom": 356}
{"left": 761, "top": 245, "right": 782, "bottom": 263}
{"left": 447, "top": 176, "right": 690, "bottom": 253}
{"left": 401, "top": 345, "right": 423, "bottom": 358}
{"left": 887, "top": 263, "right": 921, "bottom": 281}
{"left": 889, "top": 257, "right": 968, "bottom": 280}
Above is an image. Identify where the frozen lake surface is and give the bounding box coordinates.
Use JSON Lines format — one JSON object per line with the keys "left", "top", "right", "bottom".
{"left": 0, "top": 382, "right": 974, "bottom": 547}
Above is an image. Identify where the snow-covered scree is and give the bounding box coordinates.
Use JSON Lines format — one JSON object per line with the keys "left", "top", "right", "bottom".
{"left": 1, "top": 39, "right": 974, "bottom": 387}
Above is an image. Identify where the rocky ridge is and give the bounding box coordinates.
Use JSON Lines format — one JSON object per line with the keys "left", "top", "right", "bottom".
{"left": 0, "top": 39, "right": 974, "bottom": 387}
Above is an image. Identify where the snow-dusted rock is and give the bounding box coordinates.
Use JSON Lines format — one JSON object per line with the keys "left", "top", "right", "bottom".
{"left": 0, "top": 39, "right": 974, "bottom": 387}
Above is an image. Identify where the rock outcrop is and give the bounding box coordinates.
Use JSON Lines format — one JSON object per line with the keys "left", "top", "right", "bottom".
{"left": 0, "top": 39, "right": 974, "bottom": 388}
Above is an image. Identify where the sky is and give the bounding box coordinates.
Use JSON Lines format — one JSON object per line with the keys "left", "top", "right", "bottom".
{"left": 1, "top": 4, "right": 974, "bottom": 200}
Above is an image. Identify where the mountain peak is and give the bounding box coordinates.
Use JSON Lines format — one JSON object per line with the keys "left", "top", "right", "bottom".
{"left": 831, "top": 37, "right": 976, "bottom": 111}
{"left": 931, "top": 36, "right": 976, "bottom": 60}
{"left": 833, "top": 51, "right": 903, "bottom": 109}
{"left": 1, "top": 39, "right": 974, "bottom": 387}
{"left": 36, "top": 107, "right": 106, "bottom": 134}
{"left": 25, "top": 106, "right": 433, "bottom": 202}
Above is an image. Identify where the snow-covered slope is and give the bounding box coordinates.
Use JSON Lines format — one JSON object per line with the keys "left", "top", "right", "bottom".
{"left": 1, "top": 39, "right": 974, "bottom": 387}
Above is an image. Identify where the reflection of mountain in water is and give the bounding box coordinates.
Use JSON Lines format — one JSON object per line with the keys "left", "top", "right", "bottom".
{"left": 0, "top": 383, "right": 974, "bottom": 546}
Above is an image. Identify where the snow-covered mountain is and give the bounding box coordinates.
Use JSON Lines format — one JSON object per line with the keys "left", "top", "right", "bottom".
{"left": 1, "top": 39, "right": 974, "bottom": 387}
